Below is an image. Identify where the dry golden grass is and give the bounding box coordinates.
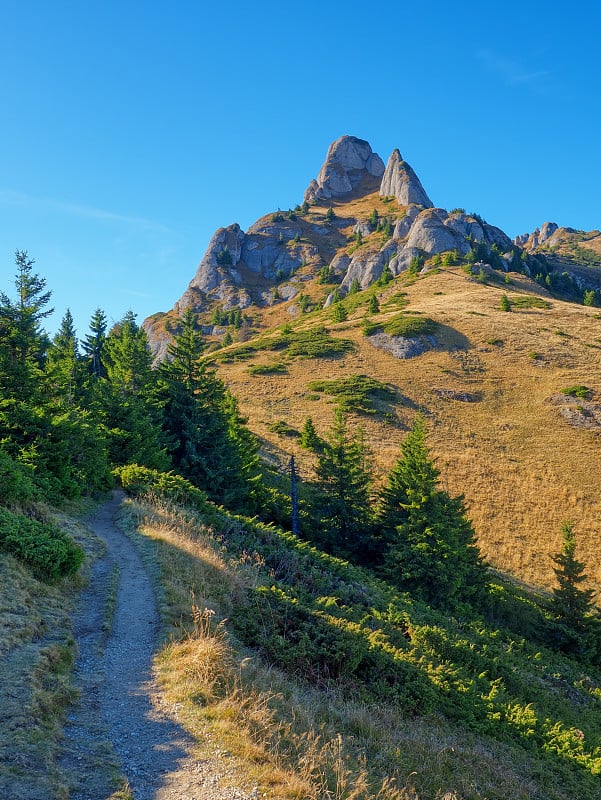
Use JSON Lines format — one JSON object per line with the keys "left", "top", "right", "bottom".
{"left": 121, "top": 496, "right": 575, "bottom": 800}
{"left": 213, "top": 267, "right": 601, "bottom": 597}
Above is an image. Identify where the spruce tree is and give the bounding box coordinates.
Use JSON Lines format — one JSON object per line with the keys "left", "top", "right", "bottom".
{"left": 81, "top": 308, "right": 108, "bottom": 378}
{"left": 549, "top": 523, "right": 599, "bottom": 658}
{"left": 300, "top": 416, "right": 323, "bottom": 451}
{"left": 103, "top": 312, "right": 168, "bottom": 469}
{"left": 379, "top": 418, "right": 487, "bottom": 609}
{"left": 312, "top": 409, "right": 372, "bottom": 561}
{"left": 47, "top": 309, "right": 80, "bottom": 406}
{"left": 157, "top": 309, "right": 261, "bottom": 510}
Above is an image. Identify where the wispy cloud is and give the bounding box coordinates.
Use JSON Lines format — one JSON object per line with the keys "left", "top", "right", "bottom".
{"left": 0, "top": 189, "right": 171, "bottom": 233}
{"left": 477, "top": 50, "right": 552, "bottom": 95}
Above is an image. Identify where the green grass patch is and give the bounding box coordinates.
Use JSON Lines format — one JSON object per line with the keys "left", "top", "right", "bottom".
{"left": 307, "top": 374, "right": 397, "bottom": 415}
{"left": 511, "top": 296, "right": 551, "bottom": 310}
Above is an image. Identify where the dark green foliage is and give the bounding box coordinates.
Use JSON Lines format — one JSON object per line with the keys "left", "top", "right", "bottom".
{"left": 324, "top": 206, "right": 335, "bottom": 222}
{"left": 216, "top": 246, "right": 232, "bottom": 266}
{"left": 267, "top": 420, "right": 299, "bottom": 438}
{"left": 0, "top": 448, "right": 37, "bottom": 507}
{"left": 307, "top": 374, "right": 397, "bottom": 415}
{"left": 378, "top": 418, "right": 488, "bottom": 609}
{"left": 157, "top": 309, "right": 262, "bottom": 511}
{"left": 331, "top": 302, "right": 348, "bottom": 323}
{"left": 0, "top": 506, "right": 83, "bottom": 582}
{"left": 81, "top": 308, "right": 107, "bottom": 378}
{"left": 247, "top": 362, "right": 287, "bottom": 375}
{"left": 281, "top": 327, "right": 354, "bottom": 359}
{"left": 299, "top": 416, "right": 323, "bottom": 451}
{"left": 309, "top": 409, "right": 373, "bottom": 561}
{"left": 549, "top": 523, "right": 600, "bottom": 659}
{"left": 363, "top": 314, "right": 437, "bottom": 338}
{"left": 375, "top": 264, "right": 393, "bottom": 286}
{"left": 348, "top": 278, "right": 361, "bottom": 295}
{"left": 103, "top": 312, "right": 168, "bottom": 470}
{"left": 500, "top": 294, "right": 512, "bottom": 312}
{"left": 367, "top": 293, "right": 380, "bottom": 314}
{"left": 212, "top": 307, "right": 243, "bottom": 328}
{"left": 318, "top": 264, "right": 339, "bottom": 285}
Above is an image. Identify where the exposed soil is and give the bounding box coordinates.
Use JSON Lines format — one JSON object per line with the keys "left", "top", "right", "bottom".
{"left": 60, "top": 493, "right": 253, "bottom": 800}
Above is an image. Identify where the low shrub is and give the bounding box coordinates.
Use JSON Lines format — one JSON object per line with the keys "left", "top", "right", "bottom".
{"left": 561, "top": 385, "right": 592, "bottom": 399}
{"left": 248, "top": 363, "right": 288, "bottom": 376}
{"left": 307, "top": 374, "right": 397, "bottom": 415}
{"left": 0, "top": 507, "right": 83, "bottom": 582}
{"left": 364, "top": 314, "right": 437, "bottom": 338}
{"left": 115, "top": 464, "right": 210, "bottom": 513}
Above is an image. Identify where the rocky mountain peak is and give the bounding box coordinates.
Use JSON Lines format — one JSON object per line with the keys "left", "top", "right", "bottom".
{"left": 304, "top": 135, "right": 385, "bottom": 204}
{"left": 514, "top": 222, "right": 559, "bottom": 251}
{"left": 379, "top": 148, "right": 433, "bottom": 207}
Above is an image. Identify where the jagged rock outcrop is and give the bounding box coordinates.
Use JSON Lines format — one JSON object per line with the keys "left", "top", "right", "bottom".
{"left": 515, "top": 222, "right": 559, "bottom": 251}
{"left": 379, "top": 149, "right": 433, "bottom": 207}
{"left": 304, "top": 136, "right": 385, "bottom": 204}
{"left": 175, "top": 224, "right": 249, "bottom": 313}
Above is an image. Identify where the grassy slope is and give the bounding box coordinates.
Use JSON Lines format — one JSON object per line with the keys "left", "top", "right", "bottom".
{"left": 118, "top": 492, "right": 601, "bottom": 800}
{"left": 211, "top": 264, "right": 601, "bottom": 595}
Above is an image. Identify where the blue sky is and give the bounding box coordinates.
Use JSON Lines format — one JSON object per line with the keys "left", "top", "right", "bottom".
{"left": 1, "top": 1, "right": 599, "bottom": 335}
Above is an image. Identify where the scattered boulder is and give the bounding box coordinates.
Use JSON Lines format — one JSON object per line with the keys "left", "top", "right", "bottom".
{"left": 304, "top": 135, "right": 385, "bottom": 204}
{"left": 367, "top": 332, "right": 437, "bottom": 359}
{"left": 379, "top": 149, "right": 433, "bottom": 207}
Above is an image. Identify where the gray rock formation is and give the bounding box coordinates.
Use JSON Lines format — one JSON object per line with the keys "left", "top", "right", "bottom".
{"left": 379, "top": 149, "right": 433, "bottom": 207}
{"left": 514, "top": 222, "right": 559, "bottom": 251}
{"left": 304, "top": 136, "right": 385, "bottom": 204}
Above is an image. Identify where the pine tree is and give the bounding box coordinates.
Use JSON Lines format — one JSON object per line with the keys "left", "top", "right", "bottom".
{"left": 0, "top": 250, "right": 52, "bottom": 400}
{"left": 81, "top": 308, "right": 108, "bottom": 378}
{"left": 549, "top": 523, "right": 599, "bottom": 657}
{"left": 379, "top": 418, "right": 487, "bottom": 609}
{"left": 311, "top": 409, "right": 372, "bottom": 561}
{"left": 47, "top": 309, "right": 80, "bottom": 406}
{"left": 367, "top": 294, "right": 380, "bottom": 314}
{"left": 157, "top": 309, "right": 260, "bottom": 510}
{"left": 300, "top": 416, "right": 322, "bottom": 451}
{"left": 103, "top": 312, "right": 168, "bottom": 469}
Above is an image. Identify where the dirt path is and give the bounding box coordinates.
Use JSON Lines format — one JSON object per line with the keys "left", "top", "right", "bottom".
{"left": 60, "top": 493, "right": 252, "bottom": 800}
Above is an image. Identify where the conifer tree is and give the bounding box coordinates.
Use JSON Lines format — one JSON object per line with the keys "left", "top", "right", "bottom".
{"left": 379, "top": 418, "right": 487, "bottom": 608}
{"left": 47, "top": 309, "right": 80, "bottom": 406}
{"left": 103, "top": 312, "right": 168, "bottom": 469}
{"left": 157, "top": 309, "right": 261, "bottom": 510}
{"left": 81, "top": 308, "right": 108, "bottom": 378}
{"left": 549, "top": 523, "right": 599, "bottom": 658}
{"left": 300, "top": 416, "right": 323, "bottom": 451}
{"left": 312, "top": 409, "right": 372, "bottom": 560}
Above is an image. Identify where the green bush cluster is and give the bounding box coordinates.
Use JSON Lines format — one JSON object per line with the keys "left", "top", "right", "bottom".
{"left": 560, "top": 385, "right": 592, "bottom": 399}
{"left": 0, "top": 449, "right": 37, "bottom": 507}
{"left": 218, "top": 326, "right": 354, "bottom": 363}
{"left": 115, "top": 464, "right": 211, "bottom": 513}
{"left": 247, "top": 363, "right": 288, "bottom": 376}
{"left": 0, "top": 506, "right": 83, "bottom": 582}
{"left": 307, "top": 374, "right": 397, "bottom": 415}
{"left": 363, "top": 314, "right": 437, "bottom": 338}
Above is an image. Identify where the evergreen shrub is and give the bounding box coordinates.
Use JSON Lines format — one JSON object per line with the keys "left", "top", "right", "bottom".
{"left": 0, "top": 507, "right": 83, "bottom": 582}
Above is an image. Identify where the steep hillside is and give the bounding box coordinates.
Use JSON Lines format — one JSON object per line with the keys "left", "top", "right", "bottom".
{"left": 209, "top": 266, "right": 601, "bottom": 595}
{"left": 143, "top": 135, "right": 601, "bottom": 597}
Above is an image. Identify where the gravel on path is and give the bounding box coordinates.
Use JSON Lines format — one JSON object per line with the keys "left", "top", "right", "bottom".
{"left": 60, "top": 492, "right": 254, "bottom": 800}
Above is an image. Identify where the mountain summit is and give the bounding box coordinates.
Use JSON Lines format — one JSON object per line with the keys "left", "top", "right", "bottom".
{"left": 304, "top": 135, "right": 385, "bottom": 204}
